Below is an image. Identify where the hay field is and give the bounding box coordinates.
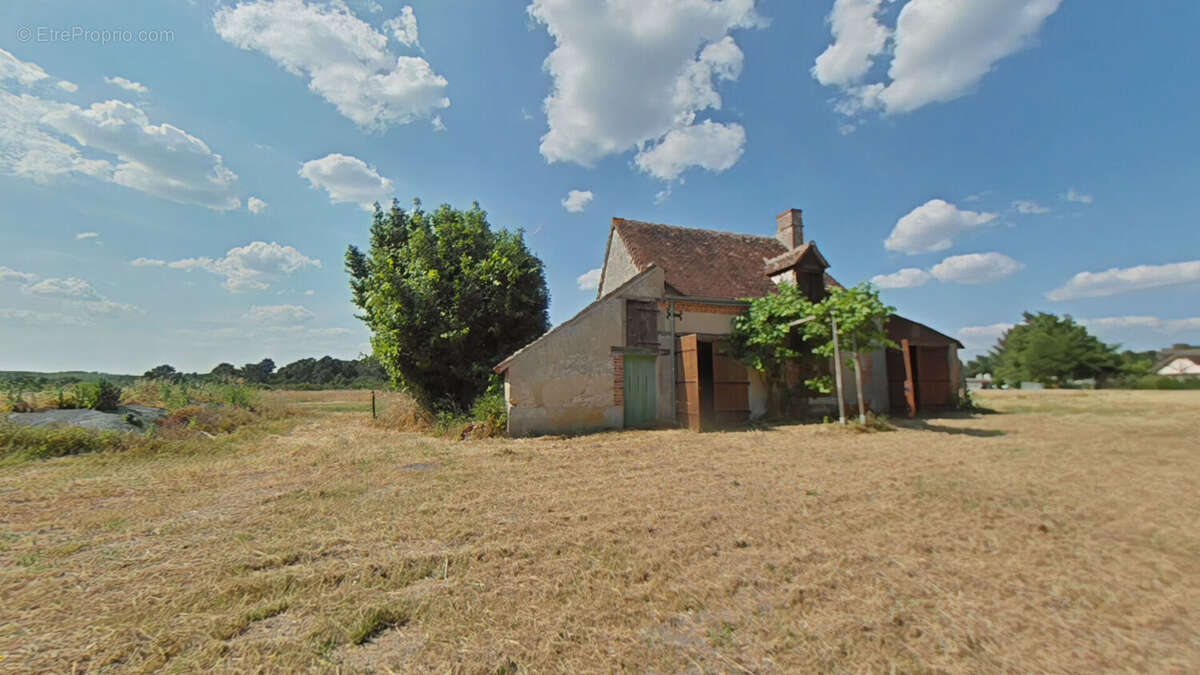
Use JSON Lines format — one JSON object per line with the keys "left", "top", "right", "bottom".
{"left": 1, "top": 389, "right": 1198, "bottom": 672}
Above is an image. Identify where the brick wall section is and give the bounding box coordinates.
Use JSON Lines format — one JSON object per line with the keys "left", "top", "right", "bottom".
{"left": 612, "top": 355, "right": 624, "bottom": 405}
{"left": 657, "top": 301, "right": 746, "bottom": 315}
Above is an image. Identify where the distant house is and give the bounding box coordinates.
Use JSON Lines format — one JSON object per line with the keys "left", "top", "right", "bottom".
{"left": 1154, "top": 347, "right": 1200, "bottom": 377}
{"left": 966, "top": 373, "right": 994, "bottom": 391}
{"left": 494, "top": 209, "right": 963, "bottom": 436}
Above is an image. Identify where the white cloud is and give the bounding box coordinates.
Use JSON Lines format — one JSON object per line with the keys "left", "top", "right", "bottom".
{"left": 247, "top": 196, "right": 269, "bottom": 214}
{"left": 528, "top": 0, "right": 761, "bottom": 178}
{"left": 243, "top": 304, "right": 316, "bottom": 324}
{"left": 958, "top": 323, "right": 1013, "bottom": 349}
{"left": 309, "top": 326, "right": 351, "bottom": 336}
{"left": 1080, "top": 316, "right": 1200, "bottom": 344}
{"left": 304, "top": 289, "right": 315, "bottom": 296}
{"left": 812, "top": 0, "right": 890, "bottom": 88}
{"left": 384, "top": 5, "right": 420, "bottom": 49}
{"left": 884, "top": 199, "right": 997, "bottom": 254}
{"left": 56, "top": 80, "right": 78, "bottom": 93}
{"left": 21, "top": 276, "right": 142, "bottom": 316}
{"left": 213, "top": 0, "right": 449, "bottom": 129}
{"left": 130, "top": 257, "right": 166, "bottom": 267}
{"left": 40, "top": 100, "right": 241, "bottom": 210}
{"left": 104, "top": 76, "right": 149, "bottom": 94}
{"left": 2, "top": 52, "right": 240, "bottom": 211}
{"left": 1047, "top": 260, "right": 1200, "bottom": 301}
{"left": 0, "top": 308, "right": 91, "bottom": 327}
{"left": 1064, "top": 188, "right": 1093, "bottom": 204}
{"left": 576, "top": 267, "right": 602, "bottom": 291}
{"left": 815, "top": 0, "right": 1063, "bottom": 119}
{"left": 75, "top": 231, "right": 99, "bottom": 240}
{"left": 561, "top": 189, "right": 593, "bottom": 213}
{"left": 0, "top": 48, "right": 51, "bottom": 86}
{"left": 1012, "top": 200, "right": 1050, "bottom": 215}
{"left": 0, "top": 266, "right": 37, "bottom": 283}
{"left": 299, "top": 153, "right": 393, "bottom": 209}
{"left": 163, "top": 241, "right": 321, "bottom": 292}
{"left": 930, "top": 252, "right": 1024, "bottom": 284}
{"left": 871, "top": 267, "right": 931, "bottom": 289}
{"left": 874, "top": 252, "right": 1022, "bottom": 289}
{"left": 24, "top": 276, "right": 105, "bottom": 301}
{"left": 0, "top": 91, "right": 111, "bottom": 182}
{"left": 431, "top": 115, "right": 446, "bottom": 132}
{"left": 634, "top": 120, "right": 746, "bottom": 181}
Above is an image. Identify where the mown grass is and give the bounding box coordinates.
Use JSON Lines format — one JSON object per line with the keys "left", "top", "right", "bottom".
{"left": 0, "top": 389, "right": 1197, "bottom": 671}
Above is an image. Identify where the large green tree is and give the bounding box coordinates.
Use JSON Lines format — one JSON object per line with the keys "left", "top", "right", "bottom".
{"left": 346, "top": 200, "right": 549, "bottom": 411}
{"left": 990, "top": 313, "right": 1120, "bottom": 386}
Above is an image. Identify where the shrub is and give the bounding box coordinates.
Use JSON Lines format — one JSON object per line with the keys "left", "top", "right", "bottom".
{"left": 158, "top": 404, "right": 261, "bottom": 435}
{"left": 1107, "top": 374, "right": 1200, "bottom": 390}
{"left": 75, "top": 380, "right": 122, "bottom": 411}
{"left": 0, "top": 422, "right": 132, "bottom": 462}
{"left": 469, "top": 391, "right": 507, "bottom": 430}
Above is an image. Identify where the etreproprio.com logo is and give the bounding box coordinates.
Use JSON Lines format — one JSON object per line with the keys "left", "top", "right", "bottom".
{"left": 16, "top": 25, "right": 175, "bottom": 44}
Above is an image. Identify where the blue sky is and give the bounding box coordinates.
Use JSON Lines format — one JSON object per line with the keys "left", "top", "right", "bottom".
{"left": 1, "top": 0, "right": 1198, "bottom": 373}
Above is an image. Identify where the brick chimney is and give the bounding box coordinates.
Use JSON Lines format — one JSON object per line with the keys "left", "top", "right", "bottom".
{"left": 776, "top": 208, "right": 803, "bottom": 250}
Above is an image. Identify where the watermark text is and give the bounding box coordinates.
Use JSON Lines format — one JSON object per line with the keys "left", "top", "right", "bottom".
{"left": 16, "top": 25, "right": 175, "bottom": 44}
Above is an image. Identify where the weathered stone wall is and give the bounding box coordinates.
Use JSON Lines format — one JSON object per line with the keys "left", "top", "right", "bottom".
{"left": 505, "top": 268, "right": 664, "bottom": 436}
{"left": 598, "top": 231, "right": 639, "bottom": 298}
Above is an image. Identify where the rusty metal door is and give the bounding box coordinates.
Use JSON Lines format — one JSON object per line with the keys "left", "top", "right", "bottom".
{"left": 675, "top": 334, "right": 701, "bottom": 431}
{"left": 713, "top": 341, "right": 750, "bottom": 426}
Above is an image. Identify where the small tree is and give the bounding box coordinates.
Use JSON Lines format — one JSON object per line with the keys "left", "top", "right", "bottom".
{"left": 143, "top": 364, "right": 179, "bottom": 381}
{"left": 241, "top": 358, "right": 276, "bottom": 384}
{"left": 729, "top": 282, "right": 821, "bottom": 416}
{"left": 346, "top": 199, "right": 549, "bottom": 411}
{"left": 794, "top": 283, "right": 897, "bottom": 421}
{"left": 732, "top": 282, "right": 895, "bottom": 421}
{"left": 210, "top": 363, "right": 238, "bottom": 380}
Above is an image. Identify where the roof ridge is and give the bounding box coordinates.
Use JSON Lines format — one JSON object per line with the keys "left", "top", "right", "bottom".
{"left": 613, "top": 217, "right": 780, "bottom": 244}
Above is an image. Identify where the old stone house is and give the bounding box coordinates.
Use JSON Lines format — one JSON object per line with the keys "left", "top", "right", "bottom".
{"left": 494, "top": 209, "right": 963, "bottom": 436}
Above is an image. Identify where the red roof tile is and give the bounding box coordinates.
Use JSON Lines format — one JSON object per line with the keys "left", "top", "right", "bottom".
{"left": 613, "top": 218, "right": 791, "bottom": 299}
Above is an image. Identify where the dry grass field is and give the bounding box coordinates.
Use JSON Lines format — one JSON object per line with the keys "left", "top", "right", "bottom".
{"left": 1, "top": 389, "right": 1198, "bottom": 673}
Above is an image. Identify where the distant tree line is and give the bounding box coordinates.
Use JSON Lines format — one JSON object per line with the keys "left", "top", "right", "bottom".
{"left": 138, "top": 356, "right": 388, "bottom": 389}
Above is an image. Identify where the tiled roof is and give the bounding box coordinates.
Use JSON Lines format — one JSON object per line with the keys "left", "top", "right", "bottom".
{"left": 763, "top": 243, "right": 829, "bottom": 276}
{"left": 613, "top": 218, "right": 793, "bottom": 299}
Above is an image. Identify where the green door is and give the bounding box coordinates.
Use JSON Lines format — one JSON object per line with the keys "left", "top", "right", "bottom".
{"left": 623, "top": 354, "right": 657, "bottom": 428}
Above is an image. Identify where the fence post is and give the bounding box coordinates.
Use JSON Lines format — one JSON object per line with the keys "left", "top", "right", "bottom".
{"left": 371, "top": 390, "right": 376, "bottom": 420}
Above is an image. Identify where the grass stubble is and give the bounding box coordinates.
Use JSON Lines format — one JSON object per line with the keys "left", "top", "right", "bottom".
{"left": 0, "top": 389, "right": 1197, "bottom": 672}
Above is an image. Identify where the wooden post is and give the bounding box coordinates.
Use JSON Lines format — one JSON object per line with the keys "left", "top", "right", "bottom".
{"left": 371, "top": 390, "right": 376, "bottom": 420}
{"left": 900, "top": 339, "right": 916, "bottom": 418}
{"left": 851, "top": 350, "right": 867, "bottom": 425}
{"left": 832, "top": 315, "right": 846, "bottom": 425}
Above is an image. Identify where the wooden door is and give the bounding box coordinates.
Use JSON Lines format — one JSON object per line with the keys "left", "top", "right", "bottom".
{"left": 675, "top": 335, "right": 701, "bottom": 431}
{"left": 713, "top": 341, "right": 750, "bottom": 426}
{"left": 623, "top": 355, "right": 657, "bottom": 429}
{"left": 915, "top": 346, "right": 951, "bottom": 408}
{"left": 626, "top": 300, "right": 659, "bottom": 348}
